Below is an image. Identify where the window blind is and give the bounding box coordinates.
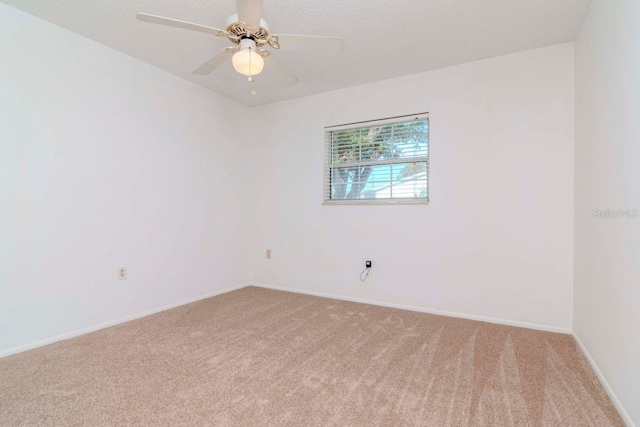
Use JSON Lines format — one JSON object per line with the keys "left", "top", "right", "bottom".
{"left": 324, "top": 113, "right": 429, "bottom": 204}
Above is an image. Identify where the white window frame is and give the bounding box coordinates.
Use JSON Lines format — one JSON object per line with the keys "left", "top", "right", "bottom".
{"left": 323, "top": 113, "right": 430, "bottom": 205}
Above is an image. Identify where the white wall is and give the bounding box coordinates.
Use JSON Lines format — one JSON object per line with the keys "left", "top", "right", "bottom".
{"left": 250, "top": 43, "right": 575, "bottom": 331}
{"left": 0, "top": 4, "right": 251, "bottom": 354}
{"left": 574, "top": 0, "right": 640, "bottom": 424}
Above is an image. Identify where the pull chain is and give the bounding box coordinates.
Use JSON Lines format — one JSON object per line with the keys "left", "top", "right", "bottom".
{"left": 248, "top": 47, "right": 257, "bottom": 96}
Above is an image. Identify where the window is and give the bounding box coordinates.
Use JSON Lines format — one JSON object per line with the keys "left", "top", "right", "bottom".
{"left": 324, "top": 113, "right": 429, "bottom": 204}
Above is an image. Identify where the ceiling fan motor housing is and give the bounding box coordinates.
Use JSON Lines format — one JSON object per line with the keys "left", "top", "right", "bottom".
{"left": 225, "top": 13, "right": 270, "bottom": 45}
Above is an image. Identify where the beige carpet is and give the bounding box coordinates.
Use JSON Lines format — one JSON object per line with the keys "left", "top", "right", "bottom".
{"left": 0, "top": 287, "right": 623, "bottom": 426}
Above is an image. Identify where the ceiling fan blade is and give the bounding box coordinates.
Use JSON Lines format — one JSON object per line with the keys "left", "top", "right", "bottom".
{"left": 137, "top": 13, "right": 227, "bottom": 37}
{"left": 275, "top": 35, "right": 345, "bottom": 55}
{"left": 236, "top": 0, "right": 262, "bottom": 27}
{"left": 265, "top": 55, "right": 298, "bottom": 87}
{"left": 192, "top": 50, "right": 234, "bottom": 75}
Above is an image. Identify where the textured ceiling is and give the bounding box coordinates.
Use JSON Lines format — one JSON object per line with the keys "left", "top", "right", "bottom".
{"left": 2, "top": 0, "right": 590, "bottom": 107}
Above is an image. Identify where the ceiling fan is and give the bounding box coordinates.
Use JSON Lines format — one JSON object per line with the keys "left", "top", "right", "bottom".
{"left": 137, "top": 0, "right": 345, "bottom": 95}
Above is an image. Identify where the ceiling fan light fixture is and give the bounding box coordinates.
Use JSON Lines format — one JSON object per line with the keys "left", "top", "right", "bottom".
{"left": 232, "top": 40, "right": 264, "bottom": 76}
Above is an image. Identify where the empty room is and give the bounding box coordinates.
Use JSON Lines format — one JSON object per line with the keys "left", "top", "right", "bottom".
{"left": 1, "top": 0, "right": 638, "bottom": 425}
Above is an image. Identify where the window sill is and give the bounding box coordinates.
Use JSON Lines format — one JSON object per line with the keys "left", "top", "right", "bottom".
{"left": 323, "top": 198, "right": 429, "bottom": 206}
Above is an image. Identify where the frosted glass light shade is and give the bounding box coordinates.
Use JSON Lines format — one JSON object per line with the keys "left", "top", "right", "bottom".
{"left": 232, "top": 48, "right": 264, "bottom": 76}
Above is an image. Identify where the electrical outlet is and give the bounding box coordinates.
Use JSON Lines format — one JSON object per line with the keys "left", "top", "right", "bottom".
{"left": 266, "top": 249, "right": 272, "bottom": 259}
{"left": 118, "top": 266, "right": 127, "bottom": 280}
{"left": 366, "top": 260, "right": 372, "bottom": 268}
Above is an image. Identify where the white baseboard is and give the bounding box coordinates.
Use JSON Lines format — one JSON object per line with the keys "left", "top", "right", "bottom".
{"left": 0, "top": 283, "right": 249, "bottom": 359}
{"left": 573, "top": 333, "right": 635, "bottom": 427}
{"left": 248, "top": 282, "right": 572, "bottom": 334}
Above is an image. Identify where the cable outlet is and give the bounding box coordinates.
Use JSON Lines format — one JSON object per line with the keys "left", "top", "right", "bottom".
{"left": 366, "top": 260, "right": 372, "bottom": 268}
{"left": 118, "top": 266, "right": 127, "bottom": 280}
